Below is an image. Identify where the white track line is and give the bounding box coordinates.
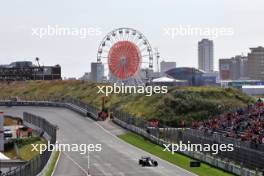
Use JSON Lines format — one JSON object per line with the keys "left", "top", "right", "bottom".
{"left": 87, "top": 118, "right": 197, "bottom": 176}
{"left": 62, "top": 151, "right": 90, "bottom": 176}
{"left": 51, "top": 151, "right": 61, "bottom": 176}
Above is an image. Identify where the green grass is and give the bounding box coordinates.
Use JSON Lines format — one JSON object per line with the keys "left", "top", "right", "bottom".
{"left": 3, "top": 147, "right": 17, "bottom": 159}
{"left": 0, "top": 80, "right": 255, "bottom": 126}
{"left": 19, "top": 138, "right": 47, "bottom": 161}
{"left": 45, "top": 151, "right": 60, "bottom": 176}
{"left": 119, "top": 132, "right": 234, "bottom": 176}
{"left": 4, "top": 137, "right": 47, "bottom": 160}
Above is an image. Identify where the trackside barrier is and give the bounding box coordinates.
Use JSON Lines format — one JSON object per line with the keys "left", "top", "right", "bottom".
{"left": 0, "top": 97, "right": 263, "bottom": 176}
{"left": 112, "top": 118, "right": 263, "bottom": 176}
{"left": 1, "top": 113, "right": 57, "bottom": 176}
{"left": 0, "top": 99, "right": 99, "bottom": 120}
{"left": 179, "top": 129, "right": 264, "bottom": 170}
{"left": 111, "top": 107, "right": 264, "bottom": 172}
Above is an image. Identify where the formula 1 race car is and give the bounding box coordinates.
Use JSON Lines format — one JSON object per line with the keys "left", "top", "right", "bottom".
{"left": 138, "top": 156, "right": 158, "bottom": 167}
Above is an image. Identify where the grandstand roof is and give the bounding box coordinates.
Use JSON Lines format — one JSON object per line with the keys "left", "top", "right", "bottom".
{"left": 152, "top": 76, "right": 186, "bottom": 83}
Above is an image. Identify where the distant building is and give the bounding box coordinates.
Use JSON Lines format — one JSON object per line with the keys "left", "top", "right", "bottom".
{"left": 0, "top": 61, "right": 61, "bottom": 81}
{"left": 198, "top": 39, "right": 214, "bottom": 72}
{"left": 140, "top": 68, "right": 153, "bottom": 82}
{"left": 139, "top": 68, "right": 161, "bottom": 83}
{"left": 219, "top": 59, "right": 231, "bottom": 80}
{"left": 248, "top": 46, "right": 264, "bottom": 80}
{"left": 202, "top": 71, "right": 219, "bottom": 85}
{"left": 91, "top": 62, "right": 104, "bottom": 82}
{"left": 79, "top": 72, "right": 91, "bottom": 81}
{"left": 165, "top": 67, "right": 204, "bottom": 86}
{"left": 219, "top": 55, "right": 248, "bottom": 80}
{"left": 165, "top": 67, "right": 218, "bottom": 86}
{"left": 219, "top": 47, "right": 264, "bottom": 81}
{"left": 160, "top": 61, "right": 176, "bottom": 75}
{"left": 220, "top": 80, "right": 264, "bottom": 89}
{"left": 242, "top": 85, "right": 264, "bottom": 96}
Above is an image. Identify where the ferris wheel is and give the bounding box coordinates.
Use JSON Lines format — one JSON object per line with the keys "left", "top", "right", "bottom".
{"left": 97, "top": 28, "right": 154, "bottom": 85}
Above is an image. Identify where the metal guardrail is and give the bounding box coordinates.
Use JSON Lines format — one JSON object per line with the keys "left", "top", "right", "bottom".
{"left": 1, "top": 113, "right": 57, "bottom": 176}
{"left": 180, "top": 129, "right": 264, "bottom": 169}
{"left": 112, "top": 117, "right": 263, "bottom": 176}
{"left": 111, "top": 109, "right": 264, "bottom": 176}
{"left": 0, "top": 98, "right": 99, "bottom": 121}
{"left": 0, "top": 97, "right": 263, "bottom": 176}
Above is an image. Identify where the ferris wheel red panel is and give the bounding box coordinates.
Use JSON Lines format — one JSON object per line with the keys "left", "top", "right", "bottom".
{"left": 108, "top": 41, "right": 141, "bottom": 80}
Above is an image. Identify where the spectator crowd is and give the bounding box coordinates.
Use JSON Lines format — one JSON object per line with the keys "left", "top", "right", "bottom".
{"left": 192, "top": 98, "right": 264, "bottom": 144}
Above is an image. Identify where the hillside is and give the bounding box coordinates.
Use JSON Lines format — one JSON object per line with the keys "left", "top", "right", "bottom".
{"left": 0, "top": 80, "right": 255, "bottom": 126}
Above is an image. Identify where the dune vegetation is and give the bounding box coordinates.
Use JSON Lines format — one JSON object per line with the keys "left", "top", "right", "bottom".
{"left": 0, "top": 80, "right": 255, "bottom": 126}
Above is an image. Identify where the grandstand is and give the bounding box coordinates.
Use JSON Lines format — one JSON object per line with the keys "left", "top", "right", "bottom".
{"left": 192, "top": 98, "right": 264, "bottom": 145}
{"left": 0, "top": 61, "right": 61, "bottom": 81}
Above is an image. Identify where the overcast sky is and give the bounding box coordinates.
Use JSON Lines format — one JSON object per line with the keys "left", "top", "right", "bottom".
{"left": 0, "top": 0, "right": 264, "bottom": 78}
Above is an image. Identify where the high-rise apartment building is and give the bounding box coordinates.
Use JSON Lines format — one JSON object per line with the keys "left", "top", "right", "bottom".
{"left": 91, "top": 62, "right": 104, "bottom": 82}
{"left": 247, "top": 46, "right": 264, "bottom": 80}
{"left": 219, "top": 55, "right": 248, "bottom": 80}
{"left": 198, "top": 39, "right": 214, "bottom": 72}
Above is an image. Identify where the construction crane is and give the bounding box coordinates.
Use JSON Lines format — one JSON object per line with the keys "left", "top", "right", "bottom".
{"left": 154, "top": 48, "right": 160, "bottom": 72}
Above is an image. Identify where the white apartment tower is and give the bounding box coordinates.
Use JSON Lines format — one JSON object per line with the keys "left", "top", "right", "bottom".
{"left": 198, "top": 39, "right": 214, "bottom": 72}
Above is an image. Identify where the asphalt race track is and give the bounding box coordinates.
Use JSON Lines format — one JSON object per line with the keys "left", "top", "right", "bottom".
{"left": 1, "top": 106, "right": 196, "bottom": 176}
